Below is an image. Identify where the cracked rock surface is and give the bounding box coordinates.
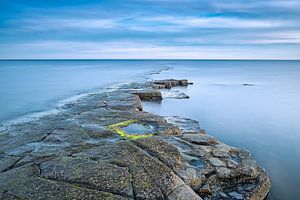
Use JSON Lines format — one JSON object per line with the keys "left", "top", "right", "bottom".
{"left": 0, "top": 79, "right": 270, "bottom": 200}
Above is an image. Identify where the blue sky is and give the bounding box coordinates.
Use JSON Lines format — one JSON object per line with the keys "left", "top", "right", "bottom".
{"left": 0, "top": 0, "right": 300, "bottom": 59}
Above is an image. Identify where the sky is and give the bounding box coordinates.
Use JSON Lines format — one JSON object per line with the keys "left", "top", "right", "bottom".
{"left": 0, "top": 0, "right": 300, "bottom": 59}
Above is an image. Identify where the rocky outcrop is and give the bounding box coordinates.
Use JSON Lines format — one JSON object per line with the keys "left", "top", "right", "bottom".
{"left": 133, "top": 90, "right": 163, "bottom": 101}
{"left": 133, "top": 79, "right": 191, "bottom": 101}
{"left": 0, "top": 79, "right": 270, "bottom": 200}
{"left": 153, "top": 79, "right": 191, "bottom": 89}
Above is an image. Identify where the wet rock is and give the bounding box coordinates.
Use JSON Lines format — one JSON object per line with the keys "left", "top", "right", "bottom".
{"left": 133, "top": 90, "right": 162, "bottom": 101}
{"left": 81, "top": 124, "right": 116, "bottom": 138}
{"left": 180, "top": 134, "right": 218, "bottom": 145}
{"left": 242, "top": 83, "right": 255, "bottom": 86}
{"left": 0, "top": 79, "right": 270, "bottom": 200}
{"left": 212, "top": 144, "right": 231, "bottom": 158}
{"left": 158, "top": 124, "right": 181, "bottom": 136}
{"left": 165, "top": 116, "right": 201, "bottom": 134}
{"left": 227, "top": 159, "right": 239, "bottom": 169}
{"left": 176, "top": 167, "right": 204, "bottom": 190}
{"left": 209, "top": 158, "right": 226, "bottom": 167}
{"left": 162, "top": 90, "right": 190, "bottom": 99}
{"left": 0, "top": 124, "right": 6, "bottom": 133}
{"left": 152, "top": 84, "right": 166, "bottom": 90}
{"left": 107, "top": 91, "right": 143, "bottom": 111}
{"left": 179, "top": 79, "right": 189, "bottom": 86}
{"left": 0, "top": 165, "right": 128, "bottom": 200}
{"left": 153, "top": 79, "right": 191, "bottom": 88}
{"left": 216, "top": 167, "right": 233, "bottom": 179}
{"left": 240, "top": 159, "right": 259, "bottom": 178}
{"left": 167, "top": 184, "right": 202, "bottom": 200}
{"left": 40, "top": 157, "right": 133, "bottom": 198}
{"left": 219, "top": 191, "right": 228, "bottom": 198}
{"left": 197, "top": 184, "right": 212, "bottom": 195}
{"left": 0, "top": 155, "right": 22, "bottom": 172}
{"left": 228, "top": 191, "right": 244, "bottom": 199}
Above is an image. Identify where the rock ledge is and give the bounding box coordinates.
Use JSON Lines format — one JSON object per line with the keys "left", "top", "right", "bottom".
{"left": 0, "top": 79, "right": 270, "bottom": 200}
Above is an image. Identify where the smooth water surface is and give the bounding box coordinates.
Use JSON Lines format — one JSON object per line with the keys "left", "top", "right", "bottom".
{"left": 0, "top": 60, "right": 164, "bottom": 122}
{"left": 122, "top": 123, "right": 155, "bottom": 135}
{"left": 144, "top": 60, "right": 300, "bottom": 200}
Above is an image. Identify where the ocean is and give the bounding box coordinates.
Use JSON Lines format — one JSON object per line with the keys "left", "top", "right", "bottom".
{"left": 1, "top": 60, "right": 300, "bottom": 199}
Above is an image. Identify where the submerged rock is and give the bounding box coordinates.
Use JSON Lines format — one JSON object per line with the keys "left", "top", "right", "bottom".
{"left": 0, "top": 125, "right": 6, "bottom": 133}
{"left": 162, "top": 90, "right": 190, "bottom": 99}
{"left": 242, "top": 83, "right": 255, "bottom": 86}
{"left": 153, "top": 79, "right": 191, "bottom": 88}
{"left": 0, "top": 79, "right": 270, "bottom": 200}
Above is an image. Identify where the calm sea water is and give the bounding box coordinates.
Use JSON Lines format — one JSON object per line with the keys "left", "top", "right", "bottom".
{"left": 0, "top": 60, "right": 300, "bottom": 199}
{"left": 144, "top": 60, "right": 300, "bottom": 200}
{"left": 0, "top": 60, "right": 165, "bottom": 122}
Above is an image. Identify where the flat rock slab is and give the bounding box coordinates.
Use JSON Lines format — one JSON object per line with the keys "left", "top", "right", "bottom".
{"left": 165, "top": 116, "right": 202, "bottom": 134}
{"left": 0, "top": 79, "right": 270, "bottom": 200}
{"left": 153, "top": 79, "right": 190, "bottom": 88}
{"left": 133, "top": 90, "right": 163, "bottom": 101}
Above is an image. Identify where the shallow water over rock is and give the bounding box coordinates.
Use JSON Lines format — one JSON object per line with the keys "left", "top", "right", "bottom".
{"left": 122, "top": 123, "right": 156, "bottom": 135}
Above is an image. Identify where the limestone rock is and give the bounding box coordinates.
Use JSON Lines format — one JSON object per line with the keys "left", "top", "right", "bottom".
{"left": 167, "top": 184, "right": 202, "bottom": 200}
{"left": 165, "top": 116, "right": 201, "bottom": 134}
{"left": 0, "top": 79, "right": 270, "bottom": 200}
{"left": 153, "top": 79, "right": 191, "bottom": 88}
{"left": 180, "top": 134, "right": 218, "bottom": 145}
{"left": 133, "top": 90, "right": 162, "bottom": 101}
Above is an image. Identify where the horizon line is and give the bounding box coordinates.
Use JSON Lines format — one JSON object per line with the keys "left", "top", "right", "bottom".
{"left": 1, "top": 58, "right": 300, "bottom": 61}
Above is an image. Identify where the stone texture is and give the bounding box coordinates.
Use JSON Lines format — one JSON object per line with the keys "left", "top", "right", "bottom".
{"left": 133, "top": 90, "right": 162, "bottom": 101}
{"left": 165, "top": 116, "right": 201, "bottom": 134}
{"left": 153, "top": 79, "right": 191, "bottom": 88}
{"left": 0, "top": 79, "right": 270, "bottom": 200}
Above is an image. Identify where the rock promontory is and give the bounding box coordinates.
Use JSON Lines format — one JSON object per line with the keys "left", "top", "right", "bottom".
{"left": 0, "top": 79, "right": 270, "bottom": 200}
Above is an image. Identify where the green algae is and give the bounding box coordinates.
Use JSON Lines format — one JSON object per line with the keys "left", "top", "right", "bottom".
{"left": 108, "top": 119, "right": 155, "bottom": 139}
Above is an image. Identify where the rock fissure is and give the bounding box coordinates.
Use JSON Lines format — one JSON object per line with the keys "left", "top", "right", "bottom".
{"left": 1, "top": 156, "right": 23, "bottom": 173}
{"left": 137, "top": 162, "right": 167, "bottom": 200}
{"left": 166, "top": 184, "right": 186, "bottom": 198}
{"left": 37, "top": 174, "right": 132, "bottom": 199}
{"left": 2, "top": 190, "right": 22, "bottom": 200}
{"left": 39, "top": 125, "right": 60, "bottom": 142}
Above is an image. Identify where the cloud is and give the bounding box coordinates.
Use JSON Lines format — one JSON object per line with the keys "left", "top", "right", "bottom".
{"left": 141, "top": 16, "right": 292, "bottom": 29}
{"left": 212, "top": 0, "right": 300, "bottom": 10}
{"left": 7, "top": 14, "right": 295, "bottom": 35}
{"left": 1, "top": 0, "right": 300, "bottom": 58}
{"left": 13, "top": 18, "right": 118, "bottom": 31}
{"left": 1, "top": 40, "right": 300, "bottom": 59}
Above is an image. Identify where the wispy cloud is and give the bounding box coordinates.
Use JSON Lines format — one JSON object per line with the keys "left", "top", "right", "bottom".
{"left": 11, "top": 18, "right": 119, "bottom": 31}
{"left": 212, "top": 0, "right": 300, "bottom": 11}
{"left": 141, "top": 16, "right": 292, "bottom": 29}
{"left": 1, "top": 40, "right": 300, "bottom": 59}
{"left": 0, "top": 0, "right": 300, "bottom": 58}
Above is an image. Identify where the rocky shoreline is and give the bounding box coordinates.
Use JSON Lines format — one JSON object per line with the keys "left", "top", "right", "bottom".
{"left": 0, "top": 79, "right": 270, "bottom": 200}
